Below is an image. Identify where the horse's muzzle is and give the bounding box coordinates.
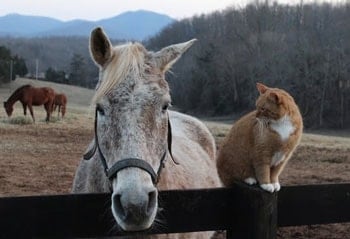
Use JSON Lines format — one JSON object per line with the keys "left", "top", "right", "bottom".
{"left": 112, "top": 185, "right": 158, "bottom": 231}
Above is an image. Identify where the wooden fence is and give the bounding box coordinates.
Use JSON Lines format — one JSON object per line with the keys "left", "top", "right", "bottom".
{"left": 0, "top": 182, "right": 349, "bottom": 238}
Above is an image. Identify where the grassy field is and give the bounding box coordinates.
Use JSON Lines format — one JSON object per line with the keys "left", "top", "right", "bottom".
{"left": 0, "top": 78, "right": 94, "bottom": 111}
{"left": 0, "top": 78, "right": 349, "bottom": 238}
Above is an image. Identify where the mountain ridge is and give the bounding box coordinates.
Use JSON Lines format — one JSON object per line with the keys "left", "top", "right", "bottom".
{"left": 0, "top": 10, "right": 175, "bottom": 40}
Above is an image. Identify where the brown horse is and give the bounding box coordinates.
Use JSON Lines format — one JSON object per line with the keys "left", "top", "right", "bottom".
{"left": 3, "top": 84, "right": 55, "bottom": 122}
{"left": 53, "top": 93, "right": 67, "bottom": 118}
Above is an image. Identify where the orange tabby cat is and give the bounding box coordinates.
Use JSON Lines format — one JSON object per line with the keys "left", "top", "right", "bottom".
{"left": 216, "top": 83, "right": 303, "bottom": 193}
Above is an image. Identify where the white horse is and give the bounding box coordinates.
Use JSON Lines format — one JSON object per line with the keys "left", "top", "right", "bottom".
{"left": 72, "top": 27, "right": 221, "bottom": 238}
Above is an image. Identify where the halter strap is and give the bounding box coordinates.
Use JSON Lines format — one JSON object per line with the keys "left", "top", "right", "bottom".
{"left": 106, "top": 151, "right": 166, "bottom": 183}
{"left": 107, "top": 158, "right": 157, "bottom": 183}
{"left": 83, "top": 108, "right": 175, "bottom": 185}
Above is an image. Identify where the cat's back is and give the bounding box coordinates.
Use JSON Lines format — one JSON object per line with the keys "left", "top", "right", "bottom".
{"left": 217, "top": 111, "right": 257, "bottom": 164}
{"left": 216, "top": 111, "right": 257, "bottom": 185}
{"left": 222, "top": 111, "right": 257, "bottom": 145}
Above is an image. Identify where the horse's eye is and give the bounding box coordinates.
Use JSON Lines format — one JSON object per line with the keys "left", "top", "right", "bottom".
{"left": 162, "top": 102, "right": 171, "bottom": 112}
{"left": 96, "top": 104, "right": 105, "bottom": 116}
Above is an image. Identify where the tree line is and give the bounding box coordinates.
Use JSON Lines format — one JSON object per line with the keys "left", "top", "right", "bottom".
{"left": 1, "top": 1, "right": 349, "bottom": 128}
{"left": 147, "top": 1, "right": 350, "bottom": 128}
{"left": 0, "top": 46, "right": 27, "bottom": 83}
{"left": 0, "top": 36, "right": 127, "bottom": 88}
{"left": 0, "top": 36, "right": 100, "bottom": 88}
{"left": 0, "top": 42, "right": 98, "bottom": 88}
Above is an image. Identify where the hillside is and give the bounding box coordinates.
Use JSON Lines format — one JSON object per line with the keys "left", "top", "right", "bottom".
{"left": 0, "top": 84, "right": 349, "bottom": 239}
{"left": 0, "top": 10, "right": 175, "bottom": 40}
{"left": 146, "top": 2, "right": 350, "bottom": 128}
{"left": 0, "top": 10, "right": 175, "bottom": 78}
{"left": 0, "top": 14, "right": 62, "bottom": 36}
{"left": 0, "top": 78, "right": 94, "bottom": 109}
{"left": 0, "top": 78, "right": 349, "bottom": 239}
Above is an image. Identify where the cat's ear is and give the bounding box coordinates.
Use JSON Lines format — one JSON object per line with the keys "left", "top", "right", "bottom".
{"left": 256, "top": 82, "right": 268, "bottom": 94}
{"left": 269, "top": 92, "right": 282, "bottom": 104}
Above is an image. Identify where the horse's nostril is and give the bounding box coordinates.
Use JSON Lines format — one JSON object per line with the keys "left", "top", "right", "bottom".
{"left": 113, "top": 194, "right": 126, "bottom": 220}
{"left": 147, "top": 190, "right": 157, "bottom": 216}
{"left": 112, "top": 187, "right": 158, "bottom": 229}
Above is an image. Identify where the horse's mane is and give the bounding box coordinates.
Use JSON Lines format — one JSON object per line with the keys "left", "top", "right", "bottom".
{"left": 7, "top": 84, "right": 32, "bottom": 101}
{"left": 91, "top": 42, "right": 147, "bottom": 105}
{"left": 15, "top": 84, "right": 32, "bottom": 92}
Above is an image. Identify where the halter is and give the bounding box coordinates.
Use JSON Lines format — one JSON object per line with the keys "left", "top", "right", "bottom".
{"left": 83, "top": 108, "right": 178, "bottom": 185}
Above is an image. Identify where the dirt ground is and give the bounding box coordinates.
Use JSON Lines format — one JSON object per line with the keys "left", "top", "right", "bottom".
{"left": 0, "top": 105, "right": 349, "bottom": 238}
{"left": 0, "top": 111, "right": 93, "bottom": 196}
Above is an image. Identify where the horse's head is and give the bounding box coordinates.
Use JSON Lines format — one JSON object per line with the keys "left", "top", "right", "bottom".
{"left": 88, "top": 27, "right": 196, "bottom": 231}
{"left": 3, "top": 101, "right": 13, "bottom": 117}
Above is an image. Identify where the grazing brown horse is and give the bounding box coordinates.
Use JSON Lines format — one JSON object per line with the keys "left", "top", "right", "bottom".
{"left": 3, "top": 84, "right": 55, "bottom": 122}
{"left": 53, "top": 93, "right": 67, "bottom": 118}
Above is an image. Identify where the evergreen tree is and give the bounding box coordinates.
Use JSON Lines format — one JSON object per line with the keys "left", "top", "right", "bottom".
{"left": 45, "top": 67, "right": 67, "bottom": 84}
{"left": 13, "top": 55, "right": 28, "bottom": 78}
{"left": 0, "top": 46, "right": 13, "bottom": 83}
{"left": 0, "top": 46, "right": 28, "bottom": 84}
{"left": 68, "top": 53, "right": 87, "bottom": 87}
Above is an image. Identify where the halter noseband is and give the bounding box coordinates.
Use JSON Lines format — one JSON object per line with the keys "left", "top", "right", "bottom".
{"left": 83, "top": 108, "right": 177, "bottom": 185}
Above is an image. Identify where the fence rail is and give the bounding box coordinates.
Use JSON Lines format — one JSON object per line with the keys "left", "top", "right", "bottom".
{"left": 0, "top": 183, "right": 349, "bottom": 238}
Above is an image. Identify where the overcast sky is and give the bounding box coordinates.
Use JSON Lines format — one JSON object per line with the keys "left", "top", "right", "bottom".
{"left": 0, "top": 0, "right": 343, "bottom": 21}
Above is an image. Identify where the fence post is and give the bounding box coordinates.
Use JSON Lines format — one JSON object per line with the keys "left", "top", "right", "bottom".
{"left": 226, "top": 182, "right": 278, "bottom": 239}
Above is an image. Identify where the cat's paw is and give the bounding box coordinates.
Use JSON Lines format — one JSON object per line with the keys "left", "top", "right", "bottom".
{"left": 260, "top": 183, "right": 275, "bottom": 193}
{"left": 273, "top": 182, "right": 281, "bottom": 191}
{"left": 244, "top": 177, "right": 257, "bottom": 185}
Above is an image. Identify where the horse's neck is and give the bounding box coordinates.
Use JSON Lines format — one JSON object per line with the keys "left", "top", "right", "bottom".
{"left": 7, "top": 90, "right": 23, "bottom": 105}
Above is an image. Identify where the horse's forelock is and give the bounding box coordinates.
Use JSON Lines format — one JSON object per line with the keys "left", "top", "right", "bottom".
{"left": 91, "top": 42, "right": 148, "bottom": 105}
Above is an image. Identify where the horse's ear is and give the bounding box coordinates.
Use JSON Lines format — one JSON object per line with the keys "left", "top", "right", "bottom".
{"left": 90, "top": 27, "right": 112, "bottom": 67}
{"left": 154, "top": 39, "right": 197, "bottom": 72}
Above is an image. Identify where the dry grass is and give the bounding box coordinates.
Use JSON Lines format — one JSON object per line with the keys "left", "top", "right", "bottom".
{"left": 0, "top": 78, "right": 94, "bottom": 124}
{"left": 0, "top": 77, "right": 94, "bottom": 108}
{"left": 0, "top": 78, "right": 349, "bottom": 238}
{"left": 204, "top": 118, "right": 350, "bottom": 150}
